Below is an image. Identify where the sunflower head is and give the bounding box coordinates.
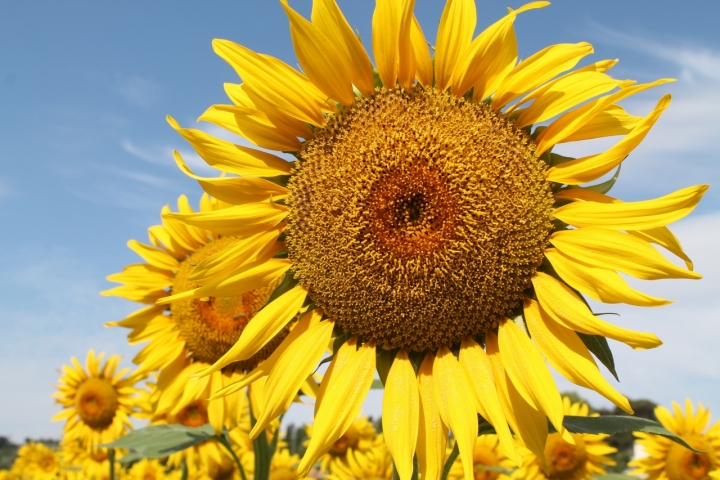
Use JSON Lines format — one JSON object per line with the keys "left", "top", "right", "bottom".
{"left": 52, "top": 350, "right": 142, "bottom": 449}
{"left": 631, "top": 399, "right": 720, "bottom": 480}
{"left": 11, "top": 442, "right": 61, "bottom": 480}
{"left": 449, "top": 435, "right": 514, "bottom": 480}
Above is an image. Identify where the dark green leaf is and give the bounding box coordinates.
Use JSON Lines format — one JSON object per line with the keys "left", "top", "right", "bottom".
{"left": 371, "top": 379, "right": 385, "bottom": 389}
{"left": 577, "top": 333, "right": 619, "bottom": 381}
{"left": 262, "top": 270, "right": 298, "bottom": 310}
{"left": 561, "top": 416, "right": 701, "bottom": 452}
{"left": 101, "top": 424, "right": 216, "bottom": 461}
{"left": 564, "top": 165, "right": 621, "bottom": 195}
{"left": 478, "top": 416, "right": 496, "bottom": 436}
{"left": 440, "top": 443, "right": 460, "bottom": 480}
{"left": 549, "top": 153, "right": 576, "bottom": 167}
{"left": 376, "top": 348, "right": 396, "bottom": 386}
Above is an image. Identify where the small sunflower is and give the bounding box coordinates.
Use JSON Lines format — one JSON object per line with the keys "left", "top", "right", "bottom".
{"left": 513, "top": 397, "right": 616, "bottom": 480}
{"left": 126, "top": 459, "right": 181, "bottom": 480}
{"left": 103, "top": 194, "right": 315, "bottom": 433}
{"left": 11, "top": 442, "right": 62, "bottom": 480}
{"left": 161, "top": 1, "right": 707, "bottom": 479}
{"left": 630, "top": 399, "right": 720, "bottom": 480}
{"left": 311, "top": 416, "right": 382, "bottom": 472}
{"left": 53, "top": 350, "right": 142, "bottom": 450}
{"left": 326, "top": 439, "right": 393, "bottom": 480}
{"left": 449, "top": 435, "right": 515, "bottom": 480}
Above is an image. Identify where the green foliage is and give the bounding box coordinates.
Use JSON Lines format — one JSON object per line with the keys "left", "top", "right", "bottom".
{"left": 101, "top": 424, "right": 217, "bottom": 463}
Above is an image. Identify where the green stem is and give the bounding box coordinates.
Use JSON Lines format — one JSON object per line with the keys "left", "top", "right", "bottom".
{"left": 441, "top": 443, "right": 459, "bottom": 480}
{"left": 215, "top": 434, "right": 248, "bottom": 480}
{"left": 108, "top": 448, "right": 115, "bottom": 480}
{"left": 248, "top": 401, "right": 272, "bottom": 480}
{"left": 180, "top": 459, "right": 188, "bottom": 480}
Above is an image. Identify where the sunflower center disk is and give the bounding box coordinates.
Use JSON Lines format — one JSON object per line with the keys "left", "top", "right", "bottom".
{"left": 75, "top": 377, "right": 119, "bottom": 430}
{"left": 545, "top": 433, "right": 588, "bottom": 480}
{"left": 666, "top": 436, "right": 715, "bottom": 480}
{"left": 171, "top": 236, "right": 287, "bottom": 369}
{"left": 287, "top": 86, "right": 554, "bottom": 351}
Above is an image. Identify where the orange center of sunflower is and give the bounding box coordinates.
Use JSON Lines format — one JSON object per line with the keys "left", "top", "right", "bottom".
{"left": 287, "top": 86, "right": 553, "bottom": 351}
{"left": 666, "top": 436, "right": 715, "bottom": 480}
{"left": 37, "top": 452, "right": 58, "bottom": 472}
{"left": 171, "top": 236, "right": 287, "bottom": 370}
{"left": 175, "top": 400, "right": 210, "bottom": 428}
{"left": 545, "top": 433, "right": 588, "bottom": 480}
{"left": 75, "top": 377, "right": 119, "bottom": 430}
{"left": 329, "top": 424, "right": 361, "bottom": 456}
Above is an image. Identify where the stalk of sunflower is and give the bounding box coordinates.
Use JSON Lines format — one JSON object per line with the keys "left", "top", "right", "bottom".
{"left": 155, "top": 1, "right": 707, "bottom": 479}
{"left": 630, "top": 399, "right": 720, "bottom": 480}
{"left": 103, "top": 193, "right": 318, "bottom": 436}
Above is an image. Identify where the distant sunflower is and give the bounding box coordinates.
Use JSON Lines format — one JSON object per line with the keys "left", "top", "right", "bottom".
{"left": 53, "top": 350, "right": 141, "bottom": 450}
{"left": 311, "top": 416, "right": 381, "bottom": 472}
{"left": 326, "top": 439, "right": 393, "bottom": 480}
{"left": 514, "top": 397, "right": 616, "bottom": 480}
{"left": 269, "top": 449, "right": 301, "bottom": 480}
{"left": 161, "top": 0, "right": 707, "bottom": 479}
{"left": 127, "top": 459, "right": 181, "bottom": 480}
{"left": 449, "top": 434, "right": 515, "bottom": 480}
{"left": 630, "top": 399, "right": 720, "bottom": 480}
{"left": 103, "top": 194, "right": 315, "bottom": 433}
{"left": 11, "top": 442, "right": 61, "bottom": 480}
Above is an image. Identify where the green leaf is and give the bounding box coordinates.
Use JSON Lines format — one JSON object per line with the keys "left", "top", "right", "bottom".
{"left": 371, "top": 379, "right": 385, "bottom": 389}
{"left": 566, "top": 165, "right": 622, "bottom": 195}
{"left": 561, "top": 415, "right": 701, "bottom": 452}
{"left": 577, "top": 333, "right": 619, "bottom": 381}
{"left": 101, "top": 424, "right": 216, "bottom": 462}
{"left": 478, "top": 416, "right": 497, "bottom": 436}
{"left": 549, "top": 153, "right": 576, "bottom": 167}
{"left": 440, "top": 443, "right": 460, "bottom": 480}
{"left": 593, "top": 474, "right": 637, "bottom": 480}
{"left": 262, "top": 270, "right": 298, "bottom": 310}
{"left": 376, "top": 348, "right": 396, "bottom": 386}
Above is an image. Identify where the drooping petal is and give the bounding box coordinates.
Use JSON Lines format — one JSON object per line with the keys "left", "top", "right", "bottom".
{"left": 553, "top": 185, "right": 708, "bottom": 231}
{"left": 497, "top": 320, "right": 571, "bottom": 443}
{"left": 311, "top": 0, "right": 375, "bottom": 96}
{"left": 434, "top": 0, "right": 476, "bottom": 91}
{"left": 167, "top": 116, "right": 293, "bottom": 176}
{"left": 197, "top": 285, "right": 308, "bottom": 377}
{"left": 532, "top": 272, "right": 662, "bottom": 349}
{"left": 545, "top": 248, "right": 672, "bottom": 307}
{"left": 549, "top": 228, "right": 700, "bottom": 280}
{"left": 162, "top": 201, "right": 287, "bottom": 237}
{"left": 250, "top": 317, "right": 334, "bottom": 438}
{"left": 126, "top": 240, "right": 179, "bottom": 271}
{"left": 560, "top": 104, "right": 642, "bottom": 143}
{"left": 492, "top": 42, "right": 594, "bottom": 110}
{"left": 417, "top": 354, "right": 447, "bottom": 480}
{"left": 299, "top": 337, "right": 376, "bottom": 476}
{"left": 433, "top": 347, "right": 478, "bottom": 480}
{"left": 628, "top": 227, "right": 694, "bottom": 271}
{"left": 546, "top": 94, "right": 672, "bottom": 184}
{"left": 459, "top": 338, "right": 519, "bottom": 464}
{"left": 524, "top": 298, "right": 632, "bottom": 413}
{"left": 382, "top": 351, "right": 419, "bottom": 480}
{"left": 281, "top": 0, "right": 355, "bottom": 106}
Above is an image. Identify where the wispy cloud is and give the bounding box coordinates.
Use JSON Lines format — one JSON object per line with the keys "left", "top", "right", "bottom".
{"left": 113, "top": 74, "right": 162, "bottom": 107}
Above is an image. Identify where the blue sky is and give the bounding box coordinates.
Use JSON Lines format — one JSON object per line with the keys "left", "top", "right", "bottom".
{"left": 1, "top": 0, "right": 720, "bottom": 441}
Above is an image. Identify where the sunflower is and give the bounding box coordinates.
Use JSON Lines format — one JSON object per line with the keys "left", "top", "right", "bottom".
{"left": 448, "top": 434, "right": 515, "bottom": 480}
{"left": 10, "top": 442, "right": 62, "bottom": 480}
{"left": 160, "top": 1, "right": 707, "bottom": 479}
{"left": 512, "top": 397, "right": 616, "bottom": 480}
{"left": 630, "top": 400, "right": 720, "bottom": 480}
{"left": 310, "top": 416, "right": 382, "bottom": 472}
{"left": 53, "top": 350, "right": 142, "bottom": 450}
{"left": 126, "top": 459, "right": 181, "bottom": 480}
{"left": 103, "top": 194, "right": 316, "bottom": 433}
{"left": 326, "top": 439, "right": 393, "bottom": 480}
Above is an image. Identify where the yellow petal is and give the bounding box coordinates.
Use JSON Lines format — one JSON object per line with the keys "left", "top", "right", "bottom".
{"left": 105, "top": 264, "right": 173, "bottom": 289}
{"left": 198, "top": 105, "right": 302, "bottom": 152}
{"left": 417, "top": 354, "right": 448, "bottom": 480}
{"left": 198, "top": 284, "right": 308, "bottom": 377}
{"left": 372, "top": 0, "right": 401, "bottom": 88}
{"left": 554, "top": 185, "right": 708, "bottom": 231}
{"left": 212, "top": 39, "right": 328, "bottom": 126}
{"left": 163, "top": 201, "right": 287, "bottom": 237}
{"left": 397, "top": 0, "right": 418, "bottom": 90}
{"left": 549, "top": 228, "right": 700, "bottom": 280}
{"left": 434, "top": 0, "right": 476, "bottom": 91}
{"left": 168, "top": 116, "right": 293, "bottom": 176}
{"left": 532, "top": 272, "right": 662, "bottom": 349}
{"left": 561, "top": 104, "right": 643, "bottom": 143}
{"left": 485, "top": 331, "right": 548, "bottom": 467}
{"left": 546, "top": 94, "right": 672, "bottom": 184}
{"left": 524, "top": 298, "right": 632, "bottom": 413}
{"left": 126, "top": 240, "right": 179, "bottom": 271}
{"left": 492, "top": 42, "right": 594, "bottom": 110}
{"left": 382, "top": 350, "right": 419, "bottom": 480}
{"left": 311, "top": 0, "right": 375, "bottom": 96}
{"left": 433, "top": 347, "right": 478, "bottom": 480}
{"left": 410, "top": 16, "right": 433, "bottom": 87}
{"left": 545, "top": 248, "right": 672, "bottom": 307}
{"left": 250, "top": 317, "right": 334, "bottom": 438}
{"left": 174, "top": 152, "right": 288, "bottom": 206}
{"left": 535, "top": 79, "right": 674, "bottom": 155}
{"left": 516, "top": 72, "right": 625, "bottom": 128}
{"left": 497, "top": 319, "right": 571, "bottom": 443}
{"left": 298, "top": 337, "right": 376, "bottom": 476}
{"left": 459, "top": 338, "right": 519, "bottom": 464}
{"left": 281, "top": 0, "right": 355, "bottom": 106}
{"left": 629, "top": 227, "right": 694, "bottom": 271}
{"left": 208, "top": 371, "right": 225, "bottom": 434}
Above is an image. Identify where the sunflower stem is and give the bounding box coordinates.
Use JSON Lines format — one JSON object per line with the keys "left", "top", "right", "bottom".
{"left": 180, "top": 459, "right": 188, "bottom": 480}
{"left": 248, "top": 398, "right": 274, "bottom": 480}
{"left": 215, "top": 433, "right": 248, "bottom": 480}
{"left": 441, "top": 443, "right": 460, "bottom": 480}
{"left": 108, "top": 448, "right": 115, "bottom": 480}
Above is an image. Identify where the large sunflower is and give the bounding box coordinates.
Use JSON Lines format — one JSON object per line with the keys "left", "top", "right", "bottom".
{"left": 160, "top": 1, "right": 707, "bottom": 479}
{"left": 630, "top": 400, "right": 720, "bottom": 480}
{"left": 53, "top": 350, "right": 142, "bottom": 450}
{"left": 103, "top": 194, "right": 315, "bottom": 433}
{"left": 513, "top": 397, "right": 617, "bottom": 480}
